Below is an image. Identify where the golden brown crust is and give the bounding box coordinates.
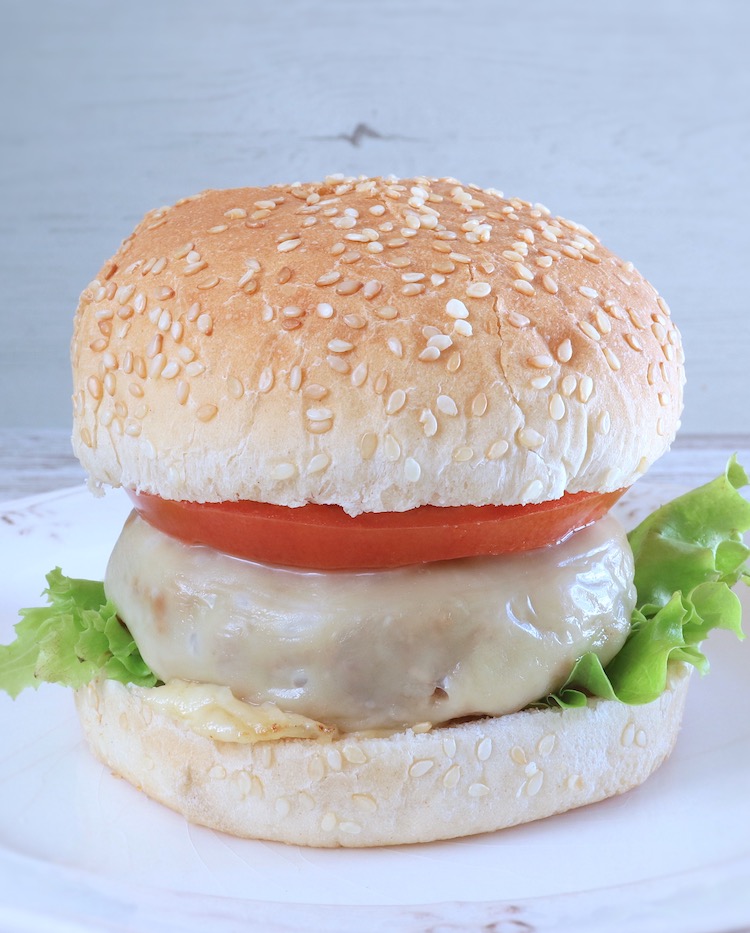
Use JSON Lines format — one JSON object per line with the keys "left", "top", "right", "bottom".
{"left": 71, "top": 176, "right": 684, "bottom": 513}
{"left": 75, "top": 665, "right": 691, "bottom": 847}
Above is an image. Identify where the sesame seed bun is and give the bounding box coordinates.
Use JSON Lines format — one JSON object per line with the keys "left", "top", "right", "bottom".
{"left": 75, "top": 664, "right": 691, "bottom": 847}
{"left": 71, "top": 176, "right": 684, "bottom": 514}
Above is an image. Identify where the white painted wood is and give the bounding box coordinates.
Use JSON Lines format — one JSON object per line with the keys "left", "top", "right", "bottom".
{"left": 0, "top": 0, "right": 747, "bottom": 431}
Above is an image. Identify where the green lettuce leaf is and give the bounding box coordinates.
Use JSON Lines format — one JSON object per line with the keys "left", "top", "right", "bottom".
{"left": 2, "top": 460, "right": 748, "bottom": 707}
{"left": 0, "top": 568, "right": 157, "bottom": 698}
{"left": 547, "top": 457, "right": 749, "bottom": 708}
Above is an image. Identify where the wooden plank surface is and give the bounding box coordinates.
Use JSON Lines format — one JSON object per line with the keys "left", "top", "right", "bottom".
{"left": 1, "top": 0, "right": 748, "bottom": 433}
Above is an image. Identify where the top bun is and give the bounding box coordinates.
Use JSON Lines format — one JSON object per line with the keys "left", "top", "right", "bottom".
{"left": 71, "top": 176, "right": 684, "bottom": 514}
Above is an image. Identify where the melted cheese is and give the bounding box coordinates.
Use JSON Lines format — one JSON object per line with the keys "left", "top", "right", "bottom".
{"left": 106, "top": 512, "right": 635, "bottom": 733}
{"left": 136, "top": 679, "right": 338, "bottom": 743}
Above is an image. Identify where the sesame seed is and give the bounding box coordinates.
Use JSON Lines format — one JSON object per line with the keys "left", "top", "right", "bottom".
{"left": 443, "top": 765, "right": 461, "bottom": 789}
{"left": 518, "top": 427, "right": 544, "bottom": 450}
{"left": 578, "top": 374, "right": 594, "bottom": 402}
{"left": 386, "top": 389, "right": 407, "bottom": 414}
{"left": 476, "top": 738, "right": 492, "bottom": 761}
{"left": 384, "top": 434, "right": 401, "bottom": 461}
{"left": 184, "top": 260, "right": 208, "bottom": 276}
{"left": 374, "top": 373, "right": 388, "bottom": 395}
{"left": 307, "top": 407, "right": 333, "bottom": 422}
{"left": 437, "top": 394, "right": 458, "bottom": 416}
{"left": 453, "top": 319, "right": 473, "bottom": 336}
{"left": 328, "top": 339, "right": 354, "bottom": 353}
{"left": 579, "top": 286, "right": 598, "bottom": 299}
{"left": 86, "top": 376, "right": 102, "bottom": 400}
{"left": 560, "top": 373, "right": 578, "bottom": 398}
{"left": 542, "top": 275, "right": 558, "bottom": 294}
{"left": 471, "top": 392, "right": 488, "bottom": 417}
{"left": 443, "top": 736, "right": 457, "bottom": 758}
{"left": 387, "top": 337, "right": 404, "bottom": 358}
{"left": 453, "top": 446, "right": 473, "bottom": 462}
{"left": 595, "top": 310, "right": 612, "bottom": 334}
{"left": 259, "top": 367, "right": 274, "bottom": 392}
{"left": 304, "top": 384, "right": 329, "bottom": 401}
{"left": 624, "top": 332, "right": 643, "bottom": 352}
{"left": 360, "top": 432, "right": 378, "bottom": 459}
{"left": 161, "top": 361, "right": 180, "bottom": 380}
{"left": 418, "top": 346, "right": 441, "bottom": 362}
{"left": 149, "top": 353, "right": 167, "bottom": 378}
{"left": 504, "top": 311, "right": 529, "bottom": 329}
{"left": 419, "top": 408, "right": 438, "bottom": 437}
{"left": 350, "top": 362, "right": 368, "bottom": 387}
{"left": 514, "top": 263, "right": 534, "bottom": 282}
{"left": 336, "top": 279, "right": 363, "bottom": 296}
{"left": 466, "top": 282, "right": 491, "bottom": 298}
{"left": 228, "top": 376, "right": 244, "bottom": 399}
{"left": 277, "top": 238, "right": 301, "bottom": 253}
{"left": 321, "top": 812, "right": 337, "bottom": 832}
{"left": 487, "top": 439, "right": 509, "bottom": 459}
{"left": 556, "top": 339, "right": 573, "bottom": 363}
{"left": 449, "top": 252, "right": 471, "bottom": 264}
{"left": 402, "top": 283, "right": 425, "bottom": 296}
{"left": 652, "top": 321, "right": 667, "bottom": 343}
{"left": 404, "top": 457, "right": 421, "bottom": 482}
{"left": 657, "top": 296, "right": 671, "bottom": 317}
{"left": 526, "top": 771, "right": 544, "bottom": 797}
{"left": 115, "top": 284, "right": 135, "bottom": 305}
{"left": 427, "top": 334, "right": 453, "bottom": 352}
{"left": 530, "top": 374, "right": 552, "bottom": 389}
{"left": 536, "top": 255, "right": 554, "bottom": 268}
{"left": 446, "top": 351, "right": 461, "bottom": 373}
{"left": 196, "top": 313, "right": 213, "bottom": 335}
{"left": 603, "top": 347, "right": 621, "bottom": 371}
{"left": 513, "top": 280, "right": 535, "bottom": 297}
{"left": 528, "top": 354, "right": 554, "bottom": 369}
{"left": 468, "top": 783, "right": 490, "bottom": 798}
{"left": 316, "top": 303, "right": 334, "bottom": 319}
{"left": 271, "top": 462, "right": 297, "bottom": 481}
{"left": 579, "top": 321, "right": 600, "bottom": 341}
{"left": 316, "top": 271, "right": 341, "bottom": 286}
{"left": 327, "top": 355, "right": 350, "bottom": 374}
{"left": 196, "top": 403, "right": 218, "bottom": 423}
{"left": 363, "top": 280, "right": 382, "bottom": 300}
{"left": 409, "top": 759, "right": 435, "bottom": 778}
{"left": 445, "top": 298, "right": 469, "bottom": 319}
{"left": 549, "top": 394, "right": 565, "bottom": 420}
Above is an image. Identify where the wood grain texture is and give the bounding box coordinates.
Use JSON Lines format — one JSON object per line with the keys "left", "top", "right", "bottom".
{"left": 0, "top": 0, "right": 748, "bottom": 431}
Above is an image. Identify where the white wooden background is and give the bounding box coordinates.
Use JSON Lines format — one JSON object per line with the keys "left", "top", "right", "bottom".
{"left": 0, "top": 0, "right": 748, "bottom": 435}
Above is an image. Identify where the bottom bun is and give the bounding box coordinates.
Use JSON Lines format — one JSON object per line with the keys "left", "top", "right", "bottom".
{"left": 75, "top": 666, "right": 691, "bottom": 847}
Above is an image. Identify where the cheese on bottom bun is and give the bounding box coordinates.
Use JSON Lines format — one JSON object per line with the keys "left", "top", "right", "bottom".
{"left": 76, "top": 666, "right": 690, "bottom": 847}
{"left": 69, "top": 175, "right": 686, "bottom": 846}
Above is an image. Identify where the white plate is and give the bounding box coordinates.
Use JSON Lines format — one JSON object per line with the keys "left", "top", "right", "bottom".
{"left": 0, "top": 484, "right": 748, "bottom": 933}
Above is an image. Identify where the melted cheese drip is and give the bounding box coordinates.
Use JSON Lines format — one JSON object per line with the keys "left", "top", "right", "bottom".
{"left": 136, "top": 679, "right": 338, "bottom": 743}
{"left": 107, "top": 512, "right": 635, "bottom": 733}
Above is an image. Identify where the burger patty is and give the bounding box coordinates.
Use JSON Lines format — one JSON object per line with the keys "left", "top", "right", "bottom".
{"left": 105, "top": 512, "right": 635, "bottom": 732}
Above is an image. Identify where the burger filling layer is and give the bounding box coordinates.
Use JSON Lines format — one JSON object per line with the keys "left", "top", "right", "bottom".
{"left": 105, "top": 512, "right": 635, "bottom": 733}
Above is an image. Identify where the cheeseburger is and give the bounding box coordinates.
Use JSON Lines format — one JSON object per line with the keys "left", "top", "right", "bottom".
{"left": 3, "top": 175, "right": 748, "bottom": 847}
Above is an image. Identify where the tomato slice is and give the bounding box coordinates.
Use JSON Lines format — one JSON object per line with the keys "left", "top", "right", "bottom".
{"left": 127, "top": 488, "right": 626, "bottom": 571}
